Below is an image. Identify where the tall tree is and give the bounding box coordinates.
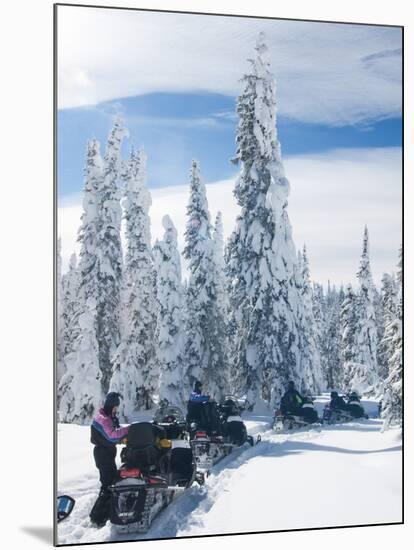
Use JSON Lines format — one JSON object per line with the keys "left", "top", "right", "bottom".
{"left": 298, "top": 245, "right": 324, "bottom": 393}
{"left": 312, "top": 282, "right": 328, "bottom": 387}
{"left": 226, "top": 33, "right": 302, "bottom": 409}
{"left": 212, "top": 211, "right": 231, "bottom": 391}
{"left": 110, "top": 148, "right": 157, "bottom": 416}
{"left": 340, "top": 284, "right": 359, "bottom": 391}
{"left": 351, "top": 226, "right": 379, "bottom": 393}
{"left": 61, "top": 253, "right": 81, "bottom": 359}
{"left": 381, "top": 246, "right": 403, "bottom": 429}
{"left": 96, "top": 120, "right": 127, "bottom": 393}
{"left": 59, "top": 297, "right": 102, "bottom": 424}
{"left": 57, "top": 237, "right": 65, "bottom": 382}
{"left": 59, "top": 139, "right": 103, "bottom": 417}
{"left": 153, "top": 215, "right": 186, "bottom": 408}
{"left": 377, "top": 273, "right": 398, "bottom": 380}
{"left": 183, "top": 160, "right": 227, "bottom": 401}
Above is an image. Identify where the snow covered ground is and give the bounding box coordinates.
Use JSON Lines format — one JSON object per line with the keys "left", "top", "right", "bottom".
{"left": 57, "top": 396, "right": 402, "bottom": 545}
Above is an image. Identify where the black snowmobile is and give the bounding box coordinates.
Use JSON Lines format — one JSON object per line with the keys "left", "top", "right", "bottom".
{"left": 187, "top": 397, "right": 257, "bottom": 472}
{"left": 322, "top": 392, "right": 368, "bottom": 424}
{"left": 108, "top": 422, "right": 204, "bottom": 534}
{"left": 273, "top": 396, "right": 320, "bottom": 432}
{"left": 152, "top": 405, "right": 189, "bottom": 441}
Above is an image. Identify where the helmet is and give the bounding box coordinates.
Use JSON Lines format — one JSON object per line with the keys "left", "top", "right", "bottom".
{"left": 103, "top": 392, "right": 122, "bottom": 415}
{"left": 330, "top": 391, "right": 338, "bottom": 398}
{"left": 194, "top": 381, "right": 203, "bottom": 393}
{"left": 288, "top": 381, "right": 295, "bottom": 390}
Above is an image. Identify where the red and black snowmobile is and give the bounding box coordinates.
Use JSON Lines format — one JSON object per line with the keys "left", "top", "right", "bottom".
{"left": 109, "top": 422, "right": 204, "bottom": 534}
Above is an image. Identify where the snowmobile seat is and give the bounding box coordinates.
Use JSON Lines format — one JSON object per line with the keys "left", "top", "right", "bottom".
{"left": 225, "top": 417, "right": 247, "bottom": 445}
{"left": 347, "top": 403, "right": 365, "bottom": 418}
{"left": 301, "top": 403, "right": 318, "bottom": 423}
{"left": 121, "top": 422, "right": 166, "bottom": 472}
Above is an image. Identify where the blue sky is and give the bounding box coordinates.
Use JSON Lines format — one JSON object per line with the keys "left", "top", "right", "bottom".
{"left": 57, "top": 6, "right": 402, "bottom": 284}
{"left": 58, "top": 93, "right": 402, "bottom": 197}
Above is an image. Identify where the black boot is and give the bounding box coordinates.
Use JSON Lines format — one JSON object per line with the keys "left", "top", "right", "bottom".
{"left": 89, "top": 488, "right": 111, "bottom": 528}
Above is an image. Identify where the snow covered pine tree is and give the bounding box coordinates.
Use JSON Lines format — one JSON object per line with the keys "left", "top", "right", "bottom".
{"left": 110, "top": 148, "right": 158, "bottom": 416}
{"left": 226, "top": 33, "right": 303, "bottom": 409}
{"left": 58, "top": 139, "right": 104, "bottom": 422}
{"left": 297, "top": 246, "right": 324, "bottom": 394}
{"left": 59, "top": 297, "right": 103, "bottom": 424}
{"left": 349, "top": 226, "right": 379, "bottom": 394}
{"left": 381, "top": 246, "right": 403, "bottom": 429}
{"left": 95, "top": 120, "right": 127, "bottom": 394}
{"left": 153, "top": 215, "right": 187, "bottom": 408}
{"left": 183, "top": 160, "right": 228, "bottom": 401}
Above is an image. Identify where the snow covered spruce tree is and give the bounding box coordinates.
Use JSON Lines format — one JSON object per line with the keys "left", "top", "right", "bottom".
{"left": 297, "top": 245, "right": 324, "bottom": 394}
{"left": 58, "top": 139, "right": 103, "bottom": 418}
{"left": 340, "top": 284, "right": 359, "bottom": 391}
{"left": 325, "top": 285, "right": 344, "bottom": 389}
{"left": 350, "top": 226, "right": 379, "bottom": 394}
{"left": 212, "top": 211, "right": 231, "bottom": 390}
{"left": 61, "top": 253, "right": 81, "bottom": 359}
{"left": 226, "top": 33, "right": 302, "bottom": 409}
{"left": 381, "top": 246, "right": 403, "bottom": 429}
{"left": 153, "top": 215, "right": 187, "bottom": 408}
{"left": 95, "top": 120, "right": 127, "bottom": 394}
{"left": 59, "top": 297, "right": 103, "bottom": 424}
{"left": 183, "top": 160, "right": 228, "bottom": 401}
{"left": 77, "top": 138, "right": 103, "bottom": 306}
{"left": 57, "top": 237, "right": 65, "bottom": 382}
{"left": 110, "top": 148, "right": 157, "bottom": 416}
{"left": 312, "top": 282, "right": 329, "bottom": 387}
{"left": 377, "top": 273, "right": 398, "bottom": 380}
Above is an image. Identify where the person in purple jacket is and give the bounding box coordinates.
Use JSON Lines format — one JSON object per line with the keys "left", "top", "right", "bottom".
{"left": 89, "top": 392, "right": 129, "bottom": 527}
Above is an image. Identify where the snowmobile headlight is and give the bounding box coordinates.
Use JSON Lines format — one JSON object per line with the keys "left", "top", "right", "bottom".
{"left": 159, "top": 438, "right": 172, "bottom": 449}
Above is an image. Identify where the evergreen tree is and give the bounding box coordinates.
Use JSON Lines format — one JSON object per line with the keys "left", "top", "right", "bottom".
{"left": 351, "top": 226, "right": 379, "bottom": 393}
{"left": 59, "top": 139, "right": 103, "bottom": 414}
{"left": 110, "top": 148, "right": 157, "bottom": 416}
{"left": 226, "top": 33, "right": 302, "bottom": 409}
{"left": 57, "top": 237, "right": 65, "bottom": 382}
{"left": 184, "top": 160, "right": 227, "bottom": 401}
{"left": 61, "top": 253, "right": 81, "bottom": 358}
{"left": 321, "top": 284, "right": 342, "bottom": 389}
{"left": 96, "top": 120, "right": 126, "bottom": 393}
{"left": 312, "top": 282, "right": 328, "bottom": 387}
{"left": 77, "top": 138, "right": 102, "bottom": 309}
{"left": 340, "top": 284, "right": 359, "bottom": 391}
{"left": 381, "top": 246, "right": 403, "bottom": 429}
{"left": 153, "top": 215, "right": 186, "bottom": 408}
{"left": 298, "top": 246, "right": 324, "bottom": 393}
{"left": 377, "top": 273, "right": 398, "bottom": 380}
{"left": 59, "top": 297, "right": 102, "bottom": 424}
{"left": 212, "top": 211, "right": 231, "bottom": 391}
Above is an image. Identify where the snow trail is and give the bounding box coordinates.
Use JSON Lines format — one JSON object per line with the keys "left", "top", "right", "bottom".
{"left": 57, "top": 397, "right": 401, "bottom": 544}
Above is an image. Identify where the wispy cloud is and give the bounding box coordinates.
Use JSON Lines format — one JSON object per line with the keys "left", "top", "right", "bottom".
{"left": 57, "top": 6, "right": 402, "bottom": 126}
{"left": 59, "top": 147, "right": 401, "bottom": 287}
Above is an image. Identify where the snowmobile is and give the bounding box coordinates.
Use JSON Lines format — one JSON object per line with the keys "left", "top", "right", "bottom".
{"left": 273, "top": 396, "right": 320, "bottom": 432}
{"left": 188, "top": 398, "right": 257, "bottom": 472}
{"left": 109, "top": 422, "right": 204, "bottom": 534}
{"left": 152, "top": 405, "right": 189, "bottom": 441}
{"left": 322, "top": 393, "right": 368, "bottom": 424}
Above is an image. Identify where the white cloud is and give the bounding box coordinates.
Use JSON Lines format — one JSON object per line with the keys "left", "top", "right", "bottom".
{"left": 57, "top": 6, "right": 402, "bottom": 125}
{"left": 58, "top": 147, "right": 401, "bottom": 287}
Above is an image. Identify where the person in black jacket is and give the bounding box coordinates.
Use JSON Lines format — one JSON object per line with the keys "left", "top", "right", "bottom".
{"left": 330, "top": 391, "right": 348, "bottom": 411}
{"left": 280, "top": 381, "right": 304, "bottom": 416}
{"left": 89, "top": 392, "right": 129, "bottom": 527}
